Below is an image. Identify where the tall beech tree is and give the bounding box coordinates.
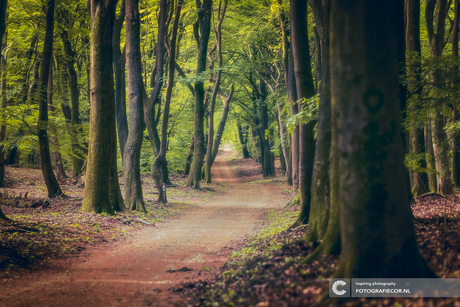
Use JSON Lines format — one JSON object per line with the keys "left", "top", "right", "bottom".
{"left": 276, "top": 0, "right": 292, "bottom": 185}
{"left": 0, "top": 0, "right": 8, "bottom": 221}
{"left": 452, "top": 0, "right": 460, "bottom": 186}
{"left": 204, "top": 0, "right": 234, "bottom": 183}
{"left": 425, "top": 0, "right": 453, "bottom": 195}
{"left": 113, "top": 0, "right": 128, "bottom": 161}
{"left": 288, "top": 49, "right": 299, "bottom": 191}
{"left": 37, "top": 0, "right": 63, "bottom": 198}
{"left": 187, "top": 0, "right": 212, "bottom": 189}
{"left": 151, "top": 0, "right": 183, "bottom": 202}
{"left": 82, "top": 0, "right": 119, "bottom": 214}
{"left": 306, "top": 0, "right": 331, "bottom": 242}
{"left": 47, "top": 60, "right": 67, "bottom": 180}
{"left": 58, "top": 7, "right": 85, "bottom": 177}
{"left": 326, "top": 0, "right": 435, "bottom": 286}
{"left": 291, "top": 0, "right": 316, "bottom": 226}
{"left": 124, "top": 0, "right": 146, "bottom": 212}
{"left": 143, "top": 0, "right": 171, "bottom": 186}
{"left": 406, "top": 0, "right": 429, "bottom": 196}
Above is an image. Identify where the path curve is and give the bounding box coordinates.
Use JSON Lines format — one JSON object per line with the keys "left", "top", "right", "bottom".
{"left": 0, "top": 151, "right": 285, "bottom": 307}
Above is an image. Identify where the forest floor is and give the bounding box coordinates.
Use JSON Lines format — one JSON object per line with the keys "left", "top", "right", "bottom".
{"left": 0, "top": 150, "right": 291, "bottom": 306}
{"left": 4, "top": 153, "right": 460, "bottom": 307}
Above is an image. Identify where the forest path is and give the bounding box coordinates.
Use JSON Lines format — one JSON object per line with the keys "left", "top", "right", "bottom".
{"left": 0, "top": 150, "right": 287, "bottom": 307}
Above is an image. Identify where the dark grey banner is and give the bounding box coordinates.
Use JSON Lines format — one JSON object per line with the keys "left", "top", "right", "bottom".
{"left": 329, "top": 278, "right": 460, "bottom": 298}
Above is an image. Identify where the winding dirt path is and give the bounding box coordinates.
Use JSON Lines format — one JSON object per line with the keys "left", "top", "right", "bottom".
{"left": 0, "top": 150, "right": 287, "bottom": 307}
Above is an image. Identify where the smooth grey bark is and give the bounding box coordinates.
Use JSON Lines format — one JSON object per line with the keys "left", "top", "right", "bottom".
{"left": 124, "top": 0, "right": 146, "bottom": 212}
{"left": 82, "top": 0, "right": 119, "bottom": 214}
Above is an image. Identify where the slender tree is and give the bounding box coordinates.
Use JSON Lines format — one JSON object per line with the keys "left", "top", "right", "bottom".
{"left": 276, "top": 0, "right": 292, "bottom": 185}
{"left": 291, "top": 0, "right": 316, "bottom": 226}
{"left": 124, "top": 0, "right": 146, "bottom": 212}
{"left": 451, "top": 0, "right": 460, "bottom": 186}
{"left": 204, "top": 0, "right": 234, "bottom": 183}
{"left": 187, "top": 0, "right": 213, "bottom": 188}
{"left": 288, "top": 48, "right": 299, "bottom": 191}
{"left": 37, "top": 0, "right": 63, "bottom": 198}
{"left": 406, "top": 0, "right": 429, "bottom": 196}
{"left": 151, "top": 0, "right": 183, "bottom": 202}
{"left": 0, "top": 0, "right": 7, "bottom": 191}
{"left": 113, "top": 0, "right": 128, "bottom": 161}
{"left": 143, "top": 0, "right": 172, "bottom": 186}
{"left": 47, "top": 59, "right": 67, "bottom": 180}
{"left": 82, "top": 0, "right": 119, "bottom": 214}
{"left": 59, "top": 12, "right": 85, "bottom": 177}
{"left": 425, "top": 0, "right": 452, "bottom": 195}
{"left": 306, "top": 0, "right": 332, "bottom": 242}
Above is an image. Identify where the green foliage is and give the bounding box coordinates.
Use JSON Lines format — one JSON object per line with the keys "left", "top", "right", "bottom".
{"left": 285, "top": 94, "right": 319, "bottom": 133}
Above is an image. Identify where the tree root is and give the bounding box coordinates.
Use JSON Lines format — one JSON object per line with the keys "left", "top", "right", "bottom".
{"left": 416, "top": 192, "right": 446, "bottom": 198}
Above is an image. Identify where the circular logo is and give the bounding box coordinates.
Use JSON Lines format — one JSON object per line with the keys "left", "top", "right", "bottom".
{"left": 332, "top": 280, "right": 347, "bottom": 296}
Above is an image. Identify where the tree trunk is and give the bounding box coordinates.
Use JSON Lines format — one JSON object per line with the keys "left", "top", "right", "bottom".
{"left": 110, "top": 112, "right": 127, "bottom": 212}
{"left": 205, "top": 0, "right": 233, "bottom": 183}
{"left": 237, "top": 124, "right": 250, "bottom": 159}
{"left": 425, "top": 0, "right": 452, "bottom": 195}
{"left": 206, "top": 86, "right": 234, "bottom": 177}
{"left": 60, "top": 25, "right": 85, "bottom": 177}
{"left": 452, "top": 0, "right": 460, "bottom": 186}
{"left": 152, "top": 0, "right": 182, "bottom": 203}
{"left": 425, "top": 123, "right": 437, "bottom": 192}
{"left": 0, "top": 12, "right": 7, "bottom": 189}
{"left": 288, "top": 48, "right": 299, "bottom": 192}
{"left": 328, "top": 0, "right": 435, "bottom": 283}
{"left": 259, "top": 100, "right": 272, "bottom": 178}
{"left": 251, "top": 125, "right": 261, "bottom": 163}
{"left": 113, "top": 0, "right": 128, "bottom": 161}
{"left": 124, "top": 0, "right": 146, "bottom": 212}
{"left": 276, "top": 0, "right": 292, "bottom": 185}
{"left": 144, "top": 0, "right": 172, "bottom": 186}
{"left": 306, "top": 0, "right": 331, "bottom": 242}
{"left": 47, "top": 59, "right": 67, "bottom": 180}
{"left": 20, "top": 33, "right": 37, "bottom": 104}
{"left": 184, "top": 136, "right": 194, "bottom": 175}
{"left": 291, "top": 0, "right": 316, "bottom": 225}
{"left": 187, "top": 0, "right": 212, "bottom": 188}
{"left": 37, "top": 0, "right": 63, "bottom": 198}
{"left": 406, "top": 0, "right": 429, "bottom": 196}
{"left": 82, "top": 0, "right": 119, "bottom": 214}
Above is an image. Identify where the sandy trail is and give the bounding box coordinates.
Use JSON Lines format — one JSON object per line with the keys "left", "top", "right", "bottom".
{"left": 0, "top": 150, "right": 285, "bottom": 307}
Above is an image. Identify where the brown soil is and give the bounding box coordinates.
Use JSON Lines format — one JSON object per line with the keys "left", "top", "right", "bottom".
{"left": 0, "top": 150, "right": 290, "bottom": 307}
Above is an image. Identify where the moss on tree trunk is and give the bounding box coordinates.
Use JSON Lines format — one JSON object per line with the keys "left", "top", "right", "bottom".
{"left": 326, "top": 0, "right": 435, "bottom": 282}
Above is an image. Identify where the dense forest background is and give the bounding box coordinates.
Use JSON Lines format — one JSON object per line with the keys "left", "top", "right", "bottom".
{"left": 2, "top": 0, "right": 460, "bottom": 296}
